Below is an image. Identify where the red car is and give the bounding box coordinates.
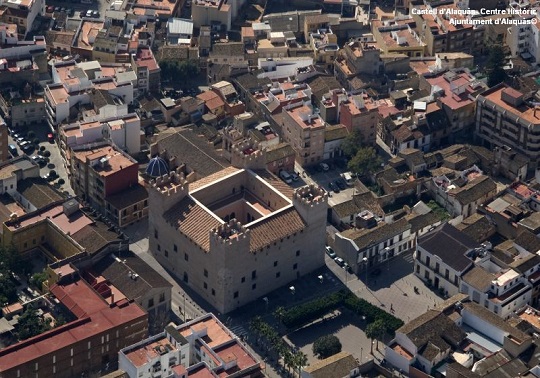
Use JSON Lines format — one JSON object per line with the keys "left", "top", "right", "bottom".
{"left": 47, "top": 133, "right": 55, "bottom": 143}
{"left": 46, "top": 5, "right": 54, "bottom": 12}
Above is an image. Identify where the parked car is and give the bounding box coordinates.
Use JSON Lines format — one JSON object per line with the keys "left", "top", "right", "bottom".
{"left": 8, "top": 144, "right": 17, "bottom": 156}
{"left": 46, "top": 5, "right": 54, "bottom": 12}
{"left": 325, "top": 246, "right": 336, "bottom": 259}
{"left": 279, "top": 170, "right": 292, "bottom": 184}
{"left": 21, "top": 144, "right": 34, "bottom": 154}
{"left": 335, "top": 179, "right": 346, "bottom": 190}
{"left": 19, "top": 140, "right": 31, "bottom": 148}
{"left": 320, "top": 162, "right": 329, "bottom": 171}
{"left": 343, "top": 262, "right": 352, "bottom": 273}
{"left": 48, "top": 133, "right": 55, "bottom": 143}
{"left": 67, "top": 8, "right": 74, "bottom": 16}
{"left": 334, "top": 257, "right": 345, "bottom": 267}
{"left": 290, "top": 172, "right": 300, "bottom": 181}
{"left": 329, "top": 181, "right": 340, "bottom": 193}
{"left": 15, "top": 136, "right": 26, "bottom": 143}
{"left": 31, "top": 156, "right": 46, "bottom": 166}
{"left": 92, "top": 10, "right": 99, "bottom": 17}
{"left": 85, "top": 9, "right": 93, "bottom": 17}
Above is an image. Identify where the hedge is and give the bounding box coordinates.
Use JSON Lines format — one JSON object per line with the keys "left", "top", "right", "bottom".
{"left": 280, "top": 290, "right": 404, "bottom": 334}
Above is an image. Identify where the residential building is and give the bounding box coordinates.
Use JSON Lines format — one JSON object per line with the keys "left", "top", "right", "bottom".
{"left": 0, "top": 30, "right": 46, "bottom": 60}
{"left": 281, "top": 103, "right": 326, "bottom": 166}
{"left": 320, "top": 89, "right": 380, "bottom": 146}
{"left": 191, "top": 0, "right": 235, "bottom": 30}
{"left": 476, "top": 83, "right": 540, "bottom": 171}
{"left": 262, "top": 9, "right": 322, "bottom": 34}
{"left": 411, "top": 2, "right": 485, "bottom": 56}
{"left": 119, "top": 313, "right": 262, "bottom": 378}
{"left": 414, "top": 223, "right": 479, "bottom": 296}
{"left": 304, "top": 15, "right": 339, "bottom": 69}
{"left": 44, "top": 60, "right": 135, "bottom": 128}
{"left": 69, "top": 144, "right": 146, "bottom": 227}
{"left": 508, "top": 14, "right": 540, "bottom": 63}
{"left": 89, "top": 250, "right": 173, "bottom": 332}
{"left": 0, "top": 264, "right": 147, "bottom": 378}
{"left": 335, "top": 207, "right": 441, "bottom": 275}
{"left": 334, "top": 41, "right": 383, "bottom": 87}
{"left": 324, "top": 124, "right": 348, "bottom": 160}
{"left": 301, "top": 352, "right": 359, "bottom": 378}
{"left": 256, "top": 81, "right": 312, "bottom": 116}
{"left": 60, "top": 113, "right": 141, "bottom": 156}
{"left": 257, "top": 32, "right": 290, "bottom": 59}
{"left": 257, "top": 57, "right": 314, "bottom": 80}
{"left": 0, "top": 0, "right": 44, "bottom": 39}
{"left": 211, "top": 81, "right": 246, "bottom": 117}
{"left": 420, "top": 68, "right": 487, "bottom": 136}
{"left": 460, "top": 258, "right": 536, "bottom": 319}
{"left": 131, "top": 48, "right": 160, "bottom": 94}
{"left": 385, "top": 294, "right": 533, "bottom": 376}
{"left": 0, "top": 87, "right": 45, "bottom": 128}
{"left": 130, "top": 0, "right": 181, "bottom": 19}
{"left": 148, "top": 166, "right": 328, "bottom": 313}
{"left": 372, "top": 17, "right": 426, "bottom": 58}
{"left": 428, "top": 166, "right": 497, "bottom": 218}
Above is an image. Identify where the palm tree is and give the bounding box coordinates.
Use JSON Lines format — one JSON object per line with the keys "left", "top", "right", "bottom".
{"left": 365, "top": 319, "right": 387, "bottom": 354}
{"left": 293, "top": 351, "right": 308, "bottom": 377}
{"left": 283, "top": 349, "right": 294, "bottom": 376}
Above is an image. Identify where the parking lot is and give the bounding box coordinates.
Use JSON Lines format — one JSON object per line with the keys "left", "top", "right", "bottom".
{"left": 8, "top": 124, "right": 73, "bottom": 195}
{"left": 44, "top": 0, "right": 109, "bottom": 20}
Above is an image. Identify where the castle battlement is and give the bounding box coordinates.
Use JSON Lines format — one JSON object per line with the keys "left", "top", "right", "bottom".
{"left": 293, "top": 184, "right": 328, "bottom": 207}
{"left": 149, "top": 169, "right": 188, "bottom": 196}
{"left": 210, "top": 219, "right": 250, "bottom": 245}
{"left": 230, "top": 139, "right": 265, "bottom": 169}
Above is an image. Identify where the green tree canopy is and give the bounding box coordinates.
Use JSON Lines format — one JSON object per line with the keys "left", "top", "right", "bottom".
{"left": 17, "top": 307, "right": 51, "bottom": 340}
{"left": 365, "top": 318, "right": 387, "bottom": 352}
{"left": 487, "top": 45, "right": 507, "bottom": 87}
{"left": 161, "top": 60, "right": 200, "bottom": 85}
{"left": 313, "top": 335, "right": 342, "bottom": 359}
{"left": 347, "top": 147, "right": 383, "bottom": 177}
{"left": 341, "top": 129, "right": 363, "bottom": 158}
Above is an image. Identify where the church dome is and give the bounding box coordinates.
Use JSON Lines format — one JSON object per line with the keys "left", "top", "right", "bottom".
{"left": 146, "top": 156, "right": 169, "bottom": 177}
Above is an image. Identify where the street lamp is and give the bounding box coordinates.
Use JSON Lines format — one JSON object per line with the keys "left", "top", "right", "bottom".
{"left": 384, "top": 247, "right": 390, "bottom": 271}
{"left": 363, "top": 257, "right": 368, "bottom": 284}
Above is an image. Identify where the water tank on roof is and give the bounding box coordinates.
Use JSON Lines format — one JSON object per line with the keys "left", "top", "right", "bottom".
{"left": 146, "top": 156, "right": 169, "bottom": 178}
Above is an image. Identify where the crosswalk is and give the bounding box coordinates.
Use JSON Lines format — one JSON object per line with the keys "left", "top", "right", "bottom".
{"left": 228, "top": 324, "right": 248, "bottom": 339}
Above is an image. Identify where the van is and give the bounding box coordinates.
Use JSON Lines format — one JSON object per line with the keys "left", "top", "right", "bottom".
{"left": 279, "top": 170, "right": 292, "bottom": 184}
{"left": 341, "top": 172, "right": 354, "bottom": 186}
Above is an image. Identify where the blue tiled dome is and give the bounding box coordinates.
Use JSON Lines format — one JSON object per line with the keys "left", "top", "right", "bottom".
{"left": 146, "top": 156, "right": 169, "bottom": 177}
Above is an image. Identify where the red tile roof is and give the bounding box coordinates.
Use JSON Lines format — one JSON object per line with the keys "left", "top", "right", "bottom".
{"left": 0, "top": 278, "right": 146, "bottom": 372}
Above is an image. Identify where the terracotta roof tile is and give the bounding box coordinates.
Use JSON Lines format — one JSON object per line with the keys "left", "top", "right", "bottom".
{"left": 163, "top": 196, "right": 221, "bottom": 252}
{"left": 249, "top": 207, "right": 305, "bottom": 252}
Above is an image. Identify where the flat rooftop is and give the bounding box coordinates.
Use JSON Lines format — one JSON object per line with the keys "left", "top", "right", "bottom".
{"left": 125, "top": 336, "right": 177, "bottom": 368}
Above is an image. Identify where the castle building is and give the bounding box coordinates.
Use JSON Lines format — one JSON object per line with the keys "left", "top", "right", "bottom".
{"left": 147, "top": 150, "right": 328, "bottom": 313}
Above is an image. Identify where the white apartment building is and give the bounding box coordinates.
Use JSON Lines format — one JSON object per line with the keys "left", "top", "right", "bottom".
{"left": 119, "top": 314, "right": 262, "bottom": 378}
{"left": 508, "top": 14, "right": 540, "bottom": 63}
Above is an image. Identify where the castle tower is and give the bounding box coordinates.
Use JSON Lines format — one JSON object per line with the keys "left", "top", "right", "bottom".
{"left": 230, "top": 139, "right": 266, "bottom": 170}
{"left": 147, "top": 169, "right": 189, "bottom": 214}
{"left": 209, "top": 219, "right": 251, "bottom": 254}
{"left": 292, "top": 184, "right": 328, "bottom": 226}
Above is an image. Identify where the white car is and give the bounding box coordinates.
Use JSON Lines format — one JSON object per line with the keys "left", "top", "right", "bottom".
{"left": 320, "top": 162, "right": 329, "bottom": 171}
{"left": 334, "top": 257, "right": 344, "bottom": 267}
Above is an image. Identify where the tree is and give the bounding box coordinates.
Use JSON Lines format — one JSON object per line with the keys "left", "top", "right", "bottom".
{"left": 293, "top": 351, "right": 308, "bottom": 376}
{"left": 43, "top": 150, "right": 51, "bottom": 157}
{"left": 347, "top": 147, "right": 383, "bottom": 177}
{"left": 17, "top": 307, "right": 51, "bottom": 340}
{"left": 30, "top": 271, "right": 48, "bottom": 290}
{"left": 32, "top": 138, "right": 40, "bottom": 145}
{"left": 365, "top": 319, "right": 387, "bottom": 354}
{"left": 341, "top": 129, "right": 363, "bottom": 158}
{"left": 312, "top": 335, "right": 342, "bottom": 359}
{"left": 57, "top": 178, "right": 65, "bottom": 186}
{"left": 487, "top": 45, "right": 507, "bottom": 87}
